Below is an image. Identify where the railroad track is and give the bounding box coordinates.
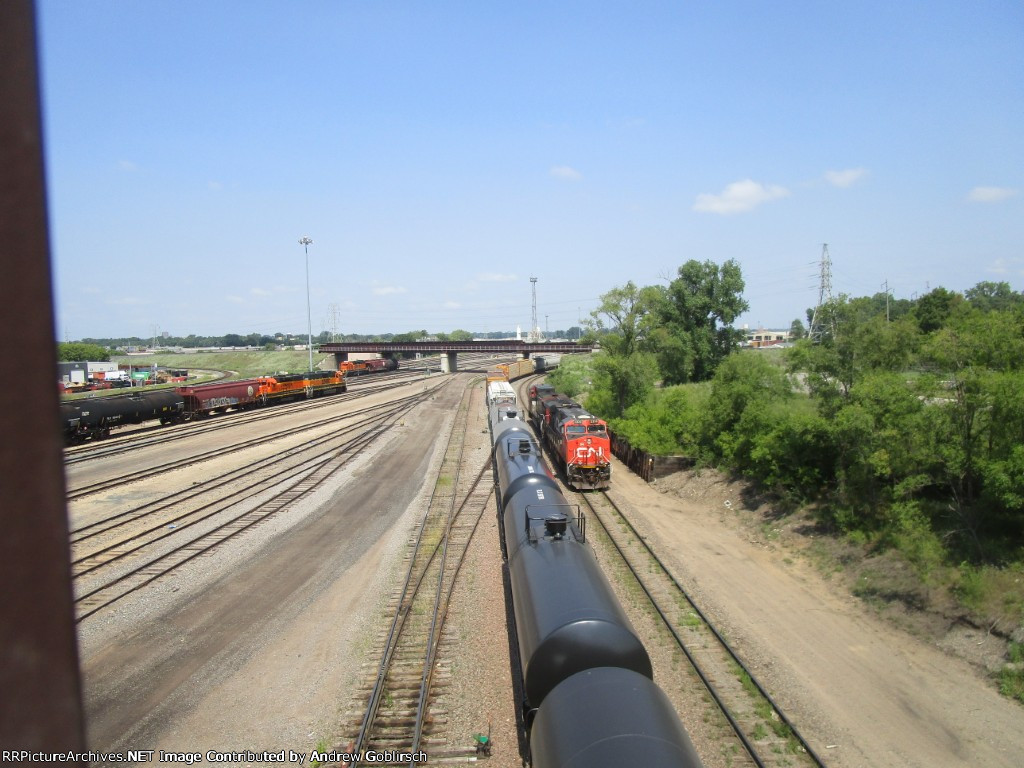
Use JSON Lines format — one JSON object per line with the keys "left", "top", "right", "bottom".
{"left": 63, "top": 371, "right": 433, "bottom": 463}
{"left": 72, "top": 386, "right": 443, "bottom": 623}
{"left": 577, "top": 490, "right": 828, "bottom": 768}
{"left": 66, "top": 383, "right": 442, "bottom": 499}
{"left": 341, "top": 381, "right": 494, "bottom": 766}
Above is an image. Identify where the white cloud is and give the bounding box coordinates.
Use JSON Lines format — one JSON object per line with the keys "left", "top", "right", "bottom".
{"left": 968, "top": 186, "right": 1019, "bottom": 203}
{"left": 118, "top": 160, "right": 138, "bottom": 172}
{"left": 824, "top": 168, "right": 868, "bottom": 188}
{"left": 250, "top": 287, "right": 272, "bottom": 297}
{"left": 693, "top": 179, "right": 790, "bottom": 215}
{"left": 106, "top": 295, "right": 145, "bottom": 305}
{"left": 225, "top": 295, "right": 244, "bottom": 304}
{"left": 987, "top": 258, "right": 1024, "bottom": 276}
{"left": 477, "top": 272, "right": 517, "bottom": 282}
{"left": 550, "top": 165, "right": 582, "bottom": 181}
{"left": 208, "top": 180, "right": 223, "bottom": 191}
{"left": 443, "top": 301, "right": 461, "bottom": 309}
{"left": 371, "top": 283, "right": 407, "bottom": 296}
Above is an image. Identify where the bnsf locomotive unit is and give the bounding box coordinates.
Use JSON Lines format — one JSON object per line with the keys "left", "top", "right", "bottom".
{"left": 338, "top": 357, "right": 399, "bottom": 375}
{"left": 528, "top": 383, "right": 611, "bottom": 490}
{"left": 487, "top": 394, "right": 702, "bottom": 768}
{"left": 60, "top": 370, "right": 347, "bottom": 444}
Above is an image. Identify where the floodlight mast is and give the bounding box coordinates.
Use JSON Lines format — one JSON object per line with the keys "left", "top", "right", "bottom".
{"left": 299, "top": 237, "right": 314, "bottom": 371}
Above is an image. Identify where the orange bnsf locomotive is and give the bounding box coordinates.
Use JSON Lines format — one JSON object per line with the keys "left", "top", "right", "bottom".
{"left": 528, "top": 383, "right": 611, "bottom": 490}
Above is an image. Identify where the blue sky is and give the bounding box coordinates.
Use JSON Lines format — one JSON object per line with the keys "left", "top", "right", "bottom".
{"left": 36, "top": 1, "right": 1023, "bottom": 340}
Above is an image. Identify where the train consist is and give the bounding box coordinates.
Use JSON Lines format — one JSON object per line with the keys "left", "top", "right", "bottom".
{"left": 338, "top": 357, "right": 399, "bottom": 375}
{"left": 528, "top": 383, "right": 611, "bottom": 490}
{"left": 487, "top": 393, "right": 702, "bottom": 768}
{"left": 488, "top": 354, "right": 558, "bottom": 384}
{"left": 60, "top": 370, "right": 346, "bottom": 443}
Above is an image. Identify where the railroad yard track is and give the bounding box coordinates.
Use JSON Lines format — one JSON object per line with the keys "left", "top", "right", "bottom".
{"left": 71, "top": 384, "right": 446, "bottom": 623}
{"left": 577, "top": 490, "right": 828, "bottom": 768}
{"left": 63, "top": 369, "right": 433, "bottom": 464}
{"left": 65, "top": 383, "right": 444, "bottom": 499}
{"left": 339, "top": 381, "right": 495, "bottom": 766}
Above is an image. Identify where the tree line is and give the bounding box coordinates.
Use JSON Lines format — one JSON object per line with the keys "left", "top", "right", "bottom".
{"left": 549, "top": 265, "right": 1023, "bottom": 660}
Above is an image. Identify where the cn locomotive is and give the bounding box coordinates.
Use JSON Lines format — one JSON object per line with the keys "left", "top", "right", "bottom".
{"left": 488, "top": 392, "right": 703, "bottom": 768}
{"left": 528, "top": 383, "right": 611, "bottom": 490}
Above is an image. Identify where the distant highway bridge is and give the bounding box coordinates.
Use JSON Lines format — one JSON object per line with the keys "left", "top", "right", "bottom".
{"left": 317, "top": 340, "right": 595, "bottom": 373}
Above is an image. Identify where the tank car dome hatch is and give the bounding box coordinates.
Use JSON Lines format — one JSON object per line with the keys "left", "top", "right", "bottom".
{"left": 543, "top": 514, "right": 568, "bottom": 537}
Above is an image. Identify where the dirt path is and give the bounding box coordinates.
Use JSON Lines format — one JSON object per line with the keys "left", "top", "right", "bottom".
{"left": 606, "top": 461, "right": 1024, "bottom": 768}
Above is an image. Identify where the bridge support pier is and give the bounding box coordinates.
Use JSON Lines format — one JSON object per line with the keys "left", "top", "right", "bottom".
{"left": 440, "top": 352, "right": 458, "bottom": 373}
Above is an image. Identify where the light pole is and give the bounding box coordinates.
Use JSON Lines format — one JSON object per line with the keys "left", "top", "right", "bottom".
{"left": 298, "top": 236, "right": 313, "bottom": 372}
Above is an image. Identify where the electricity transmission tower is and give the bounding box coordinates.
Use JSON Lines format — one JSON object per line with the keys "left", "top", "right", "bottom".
{"left": 327, "top": 303, "right": 341, "bottom": 341}
{"left": 809, "top": 243, "right": 834, "bottom": 342}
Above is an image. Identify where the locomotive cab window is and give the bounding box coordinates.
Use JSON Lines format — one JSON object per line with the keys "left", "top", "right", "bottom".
{"left": 566, "top": 425, "right": 586, "bottom": 435}
{"left": 587, "top": 424, "right": 606, "bottom": 434}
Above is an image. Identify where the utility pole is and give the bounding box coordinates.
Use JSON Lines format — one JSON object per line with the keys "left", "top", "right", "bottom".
{"left": 298, "top": 237, "right": 313, "bottom": 372}
{"left": 881, "top": 280, "right": 891, "bottom": 321}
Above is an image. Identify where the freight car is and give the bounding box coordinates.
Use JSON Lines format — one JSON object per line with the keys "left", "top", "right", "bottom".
{"left": 487, "top": 402, "right": 702, "bottom": 768}
{"left": 177, "top": 370, "right": 346, "bottom": 417}
{"left": 495, "top": 358, "right": 535, "bottom": 381}
{"left": 494, "top": 423, "right": 650, "bottom": 708}
{"left": 530, "top": 667, "right": 703, "bottom": 768}
{"left": 60, "top": 390, "right": 185, "bottom": 443}
{"left": 486, "top": 380, "right": 517, "bottom": 406}
{"left": 528, "top": 387, "right": 611, "bottom": 490}
{"left": 338, "top": 357, "right": 399, "bottom": 375}
{"left": 62, "top": 370, "right": 346, "bottom": 443}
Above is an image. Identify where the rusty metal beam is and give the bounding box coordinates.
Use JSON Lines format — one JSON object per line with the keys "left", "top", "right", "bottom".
{"left": 0, "top": 0, "right": 86, "bottom": 750}
{"left": 318, "top": 340, "right": 594, "bottom": 354}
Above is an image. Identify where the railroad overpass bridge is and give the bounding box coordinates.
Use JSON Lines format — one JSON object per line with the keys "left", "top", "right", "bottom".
{"left": 318, "top": 340, "right": 595, "bottom": 373}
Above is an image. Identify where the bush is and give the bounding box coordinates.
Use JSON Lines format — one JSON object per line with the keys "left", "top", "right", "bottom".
{"left": 610, "top": 384, "right": 709, "bottom": 456}
{"left": 744, "top": 399, "right": 837, "bottom": 500}
{"left": 953, "top": 564, "right": 1024, "bottom": 634}
{"left": 545, "top": 354, "right": 594, "bottom": 399}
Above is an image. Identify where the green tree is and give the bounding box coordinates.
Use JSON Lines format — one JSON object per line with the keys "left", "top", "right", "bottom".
{"left": 652, "top": 259, "right": 749, "bottom": 383}
{"left": 788, "top": 296, "right": 919, "bottom": 411}
{"left": 964, "top": 281, "right": 1023, "bottom": 313}
{"left": 703, "top": 352, "right": 791, "bottom": 466}
{"left": 924, "top": 310, "right": 1024, "bottom": 372}
{"left": 585, "top": 351, "right": 658, "bottom": 419}
{"left": 546, "top": 354, "right": 593, "bottom": 399}
{"left": 57, "top": 342, "right": 110, "bottom": 362}
{"left": 589, "top": 281, "right": 661, "bottom": 357}
{"left": 610, "top": 384, "right": 710, "bottom": 456}
{"left": 913, "top": 287, "right": 964, "bottom": 333}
